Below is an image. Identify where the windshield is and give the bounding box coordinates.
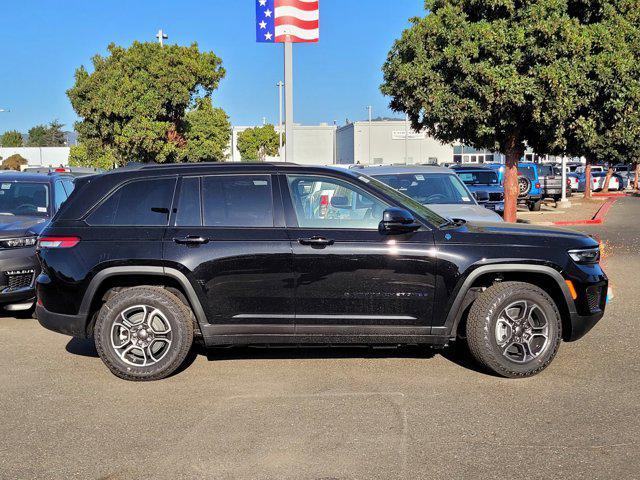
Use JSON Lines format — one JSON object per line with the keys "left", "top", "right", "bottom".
{"left": 456, "top": 170, "right": 499, "bottom": 185}
{"left": 0, "top": 181, "right": 50, "bottom": 216}
{"left": 357, "top": 174, "right": 446, "bottom": 226}
{"left": 372, "top": 173, "right": 474, "bottom": 205}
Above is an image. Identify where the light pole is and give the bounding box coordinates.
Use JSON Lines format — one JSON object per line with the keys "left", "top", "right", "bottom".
{"left": 276, "top": 81, "right": 284, "bottom": 156}
{"left": 404, "top": 113, "right": 409, "bottom": 164}
{"left": 156, "top": 29, "right": 168, "bottom": 46}
{"left": 366, "top": 106, "right": 372, "bottom": 164}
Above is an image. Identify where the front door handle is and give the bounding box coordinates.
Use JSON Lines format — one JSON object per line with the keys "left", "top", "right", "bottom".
{"left": 173, "top": 236, "right": 210, "bottom": 245}
{"left": 298, "top": 236, "right": 335, "bottom": 247}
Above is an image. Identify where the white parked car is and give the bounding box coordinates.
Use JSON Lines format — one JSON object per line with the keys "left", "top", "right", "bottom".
{"left": 577, "top": 172, "right": 620, "bottom": 192}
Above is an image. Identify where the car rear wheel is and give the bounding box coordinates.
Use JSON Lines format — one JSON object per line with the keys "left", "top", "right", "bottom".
{"left": 94, "top": 286, "right": 194, "bottom": 381}
{"left": 465, "top": 281, "right": 561, "bottom": 378}
{"left": 529, "top": 200, "right": 542, "bottom": 211}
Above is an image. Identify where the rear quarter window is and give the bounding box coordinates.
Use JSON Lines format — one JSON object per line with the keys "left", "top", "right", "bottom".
{"left": 87, "top": 177, "right": 176, "bottom": 226}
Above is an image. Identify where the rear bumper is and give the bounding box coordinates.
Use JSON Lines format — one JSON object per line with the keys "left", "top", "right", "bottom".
{"left": 36, "top": 304, "right": 89, "bottom": 338}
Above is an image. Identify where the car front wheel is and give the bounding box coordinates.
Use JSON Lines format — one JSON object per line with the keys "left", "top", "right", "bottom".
{"left": 465, "top": 281, "right": 561, "bottom": 378}
{"left": 94, "top": 286, "right": 194, "bottom": 381}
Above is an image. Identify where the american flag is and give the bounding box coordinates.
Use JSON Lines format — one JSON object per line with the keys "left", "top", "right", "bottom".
{"left": 256, "top": 0, "right": 319, "bottom": 43}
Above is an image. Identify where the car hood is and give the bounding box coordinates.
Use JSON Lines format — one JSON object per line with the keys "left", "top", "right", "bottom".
{"left": 0, "top": 215, "right": 49, "bottom": 237}
{"left": 438, "top": 220, "right": 598, "bottom": 249}
{"left": 428, "top": 204, "right": 503, "bottom": 223}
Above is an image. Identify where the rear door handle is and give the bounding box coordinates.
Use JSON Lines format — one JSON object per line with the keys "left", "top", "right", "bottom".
{"left": 173, "top": 236, "right": 210, "bottom": 245}
{"left": 298, "top": 236, "right": 335, "bottom": 247}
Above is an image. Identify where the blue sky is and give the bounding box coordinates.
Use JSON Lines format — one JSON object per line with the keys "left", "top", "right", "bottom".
{"left": 0, "top": 0, "right": 425, "bottom": 134}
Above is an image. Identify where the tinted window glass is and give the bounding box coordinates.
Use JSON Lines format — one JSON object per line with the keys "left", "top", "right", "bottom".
{"left": 456, "top": 170, "right": 499, "bottom": 185}
{"left": 518, "top": 165, "right": 537, "bottom": 180}
{"left": 0, "top": 182, "right": 49, "bottom": 216}
{"left": 202, "top": 175, "right": 273, "bottom": 227}
{"left": 88, "top": 178, "right": 176, "bottom": 226}
{"left": 287, "top": 175, "right": 388, "bottom": 229}
{"left": 373, "top": 173, "right": 473, "bottom": 205}
{"left": 176, "top": 177, "right": 202, "bottom": 226}
{"left": 54, "top": 181, "right": 67, "bottom": 211}
{"left": 62, "top": 179, "right": 75, "bottom": 196}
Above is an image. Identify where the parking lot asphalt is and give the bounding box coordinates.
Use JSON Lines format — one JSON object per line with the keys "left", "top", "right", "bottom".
{"left": 1, "top": 198, "right": 639, "bottom": 480}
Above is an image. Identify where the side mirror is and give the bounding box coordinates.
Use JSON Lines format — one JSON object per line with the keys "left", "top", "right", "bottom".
{"left": 472, "top": 190, "right": 489, "bottom": 202}
{"left": 330, "top": 196, "right": 351, "bottom": 208}
{"left": 379, "top": 208, "right": 421, "bottom": 235}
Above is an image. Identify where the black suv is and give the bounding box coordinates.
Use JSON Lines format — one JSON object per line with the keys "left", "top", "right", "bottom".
{"left": 36, "top": 163, "right": 607, "bottom": 381}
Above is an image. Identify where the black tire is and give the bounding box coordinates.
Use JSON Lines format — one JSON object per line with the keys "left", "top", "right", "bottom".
{"left": 465, "top": 281, "right": 561, "bottom": 378}
{"left": 94, "top": 286, "right": 194, "bottom": 381}
{"left": 529, "top": 200, "right": 542, "bottom": 211}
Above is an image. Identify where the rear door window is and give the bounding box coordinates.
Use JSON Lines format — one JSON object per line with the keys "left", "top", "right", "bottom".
{"left": 87, "top": 177, "right": 176, "bottom": 226}
{"left": 201, "top": 175, "right": 274, "bottom": 227}
{"left": 54, "top": 181, "right": 68, "bottom": 211}
{"left": 175, "top": 177, "right": 202, "bottom": 227}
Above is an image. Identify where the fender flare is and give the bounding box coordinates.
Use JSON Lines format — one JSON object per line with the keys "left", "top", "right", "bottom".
{"left": 441, "top": 264, "right": 576, "bottom": 338}
{"left": 78, "top": 266, "right": 208, "bottom": 327}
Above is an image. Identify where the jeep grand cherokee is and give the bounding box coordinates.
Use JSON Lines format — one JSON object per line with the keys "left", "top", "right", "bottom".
{"left": 35, "top": 163, "right": 607, "bottom": 381}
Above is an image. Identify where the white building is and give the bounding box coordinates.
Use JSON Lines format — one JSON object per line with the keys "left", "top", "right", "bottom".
{"left": 230, "top": 123, "right": 337, "bottom": 164}
{"left": 336, "top": 120, "right": 454, "bottom": 165}
{"left": 0, "top": 147, "right": 70, "bottom": 167}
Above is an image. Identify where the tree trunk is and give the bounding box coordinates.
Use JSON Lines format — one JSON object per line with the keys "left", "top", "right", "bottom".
{"left": 602, "top": 167, "right": 614, "bottom": 193}
{"left": 584, "top": 159, "right": 593, "bottom": 199}
{"left": 503, "top": 151, "right": 521, "bottom": 223}
{"left": 634, "top": 162, "right": 639, "bottom": 190}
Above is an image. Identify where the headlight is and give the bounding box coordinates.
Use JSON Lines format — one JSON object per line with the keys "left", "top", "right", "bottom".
{"left": 0, "top": 236, "right": 38, "bottom": 249}
{"left": 568, "top": 247, "right": 600, "bottom": 264}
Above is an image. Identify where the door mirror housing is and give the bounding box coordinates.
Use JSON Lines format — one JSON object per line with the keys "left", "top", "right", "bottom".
{"left": 472, "top": 190, "right": 489, "bottom": 202}
{"left": 379, "top": 208, "right": 421, "bottom": 235}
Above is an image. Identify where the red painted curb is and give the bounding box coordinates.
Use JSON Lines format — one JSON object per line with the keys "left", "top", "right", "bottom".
{"left": 552, "top": 197, "right": 619, "bottom": 226}
{"left": 591, "top": 192, "right": 629, "bottom": 197}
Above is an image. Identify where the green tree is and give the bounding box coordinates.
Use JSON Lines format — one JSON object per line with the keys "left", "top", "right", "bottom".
{"left": 27, "top": 124, "right": 48, "bottom": 146}
{"left": 381, "top": 0, "right": 591, "bottom": 221}
{"left": 236, "top": 124, "right": 281, "bottom": 161}
{"left": 0, "top": 130, "right": 23, "bottom": 147}
{"left": 26, "top": 121, "right": 66, "bottom": 147}
{"left": 67, "top": 41, "right": 227, "bottom": 166}
{"left": 560, "top": 1, "right": 640, "bottom": 195}
{"left": 183, "top": 98, "right": 231, "bottom": 162}
{"left": 1, "top": 154, "right": 27, "bottom": 171}
{"left": 68, "top": 141, "right": 116, "bottom": 170}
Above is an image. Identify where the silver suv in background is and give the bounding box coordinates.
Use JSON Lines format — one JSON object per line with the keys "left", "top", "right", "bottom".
{"left": 354, "top": 165, "right": 503, "bottom": 222}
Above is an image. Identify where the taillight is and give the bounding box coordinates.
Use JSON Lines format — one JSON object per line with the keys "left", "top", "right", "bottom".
{"left": 535, "top": 182, "right": 540, "bottom": 189}
{"left": 37, "top": 236, "right": 80, "bottom": 249}
{"left": 54, "top": 167, "right": 69, "bottom": 172}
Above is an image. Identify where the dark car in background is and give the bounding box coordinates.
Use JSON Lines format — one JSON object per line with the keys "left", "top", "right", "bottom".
{"left": 0, "top": 172, "right": 75, "bottom": 312}
{"left": 355, "top": 165, "right": 503, "bottom": 222}
{"left": 36, "top": 163, "right": 607, "bottom": 381}
{"left": 449, "top": 164, "right": 504, "bottom": 214}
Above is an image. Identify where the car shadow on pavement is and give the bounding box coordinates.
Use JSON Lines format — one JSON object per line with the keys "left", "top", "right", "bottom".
{"left": 438, "top": 341, "right": 499, "bottom": 377}
{"left": 65, "top": 337, "right": 99, "bottom": 357}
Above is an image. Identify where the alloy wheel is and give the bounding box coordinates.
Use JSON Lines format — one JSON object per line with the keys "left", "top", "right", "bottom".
{"left": 494, "top": 300, "right": 549, "bottom": 364}
{"left": 110, "top": 305, "right": 173, "bottom": 367}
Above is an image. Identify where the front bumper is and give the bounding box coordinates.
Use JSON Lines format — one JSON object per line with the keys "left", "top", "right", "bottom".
{"left": 0, "top": 247, "right": 39, "bottom": 305}
{"left": 36, "top": 304, "right": 89, "bottom": 338}
{"left": 567, "top": 310, "right": 605, "bottom": 341}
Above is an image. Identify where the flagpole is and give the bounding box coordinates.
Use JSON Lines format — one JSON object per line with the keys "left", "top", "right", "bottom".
{"left": 284, "top": 42, "right": 294, "bottom": 162}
